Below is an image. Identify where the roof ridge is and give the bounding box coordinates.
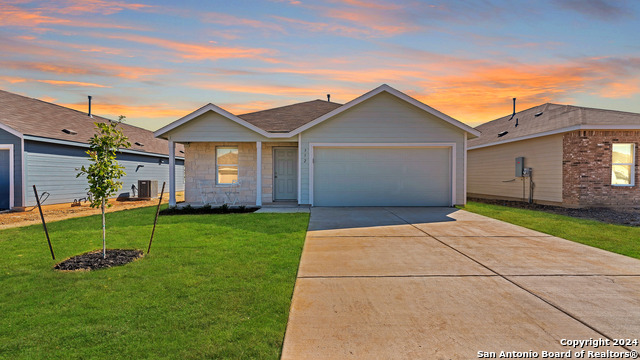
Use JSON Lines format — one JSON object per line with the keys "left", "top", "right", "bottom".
{"left": 238, "top": 99, "right": 339, "bottom": 117}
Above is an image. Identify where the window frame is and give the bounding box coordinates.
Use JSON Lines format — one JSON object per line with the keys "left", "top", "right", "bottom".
{"left": 611, "top": 143, "right": 635, "bottom": 187}
{"left": 215, "top": 146, "right": 239, "bottom": 185}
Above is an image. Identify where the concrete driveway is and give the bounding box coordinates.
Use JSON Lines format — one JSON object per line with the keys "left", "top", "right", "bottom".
{"left": 281, "top": 207, "right": 640, "bottom": 360}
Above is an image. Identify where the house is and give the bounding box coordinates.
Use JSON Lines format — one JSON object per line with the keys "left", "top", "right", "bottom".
{"left": 0, "top": 90, "right": 185, "bottom": 211}
{"left": 155, "top": 84, "right": 480, "bottom": 207}
{"left": 468, "top": 103, "right": 640, "bottom": 207}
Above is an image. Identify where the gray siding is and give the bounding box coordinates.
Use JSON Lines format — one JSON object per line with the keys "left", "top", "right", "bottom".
{"left": 165, "top": 112, "right": 288, "bottom": 142}
{"left": 24, "top": 140, "right": 184, "bottom": 207}
{"left": 0, "top": 128, "right": 23, "bottom": 208}
{"left": 299, "top": 92, "right": 467, "bottom": 205}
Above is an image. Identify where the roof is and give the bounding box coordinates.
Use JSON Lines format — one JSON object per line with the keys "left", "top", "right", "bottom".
{"left": 238, "top": 100, "right": 342, "bottom": 132}
{"left": 155, "top": 84, "right": 481, "bottom": 139}
{"left": 0, "top": 89, "right": 183, "bottom": 157}
{"left": 469, "top": 103, "right": 640, "bottom": 149}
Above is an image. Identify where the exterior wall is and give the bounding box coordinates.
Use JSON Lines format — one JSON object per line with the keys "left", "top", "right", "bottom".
{"left": 299, "top": 92, "right": 467, "bottom": 205}
{"left": 164, "top": 112, "right": 275, "bottom": 143}
{"left": 24, "top": 140, "right": 184, "bottom": 207}
{"left": 563, "top": 130, "right": 640, "bottom": 207}
{"left": 184, "top": 142, "right": 258, "bottom": 205}
{"left": 184, "top": 141, "right": 297, "bottom": 205}
{"left": 468, "top": 135, "right": 563, "bottom": 203}
{"left": 0, "top": 128, "right": 22, "bottom": 208}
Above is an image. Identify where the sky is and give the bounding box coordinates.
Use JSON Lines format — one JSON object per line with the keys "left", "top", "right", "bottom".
{"left": 1, "top": 0, "right": 640, "bottom": 130}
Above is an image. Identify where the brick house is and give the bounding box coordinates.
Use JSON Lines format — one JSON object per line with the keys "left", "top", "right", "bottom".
{"left": 467, "top": 103, "right": 640, "bottom": 208}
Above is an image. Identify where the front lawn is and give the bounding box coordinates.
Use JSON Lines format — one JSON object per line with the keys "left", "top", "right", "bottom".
{"left": 460, "top": 201, "right": 640, "bottom": 259}
{"left": 0, "top": 206, "right": 309, "bottom": 359}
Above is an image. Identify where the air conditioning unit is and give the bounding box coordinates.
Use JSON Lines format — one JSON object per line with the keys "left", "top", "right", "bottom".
{"left": 138, "top": 180, "right": 158, "bottom": 199}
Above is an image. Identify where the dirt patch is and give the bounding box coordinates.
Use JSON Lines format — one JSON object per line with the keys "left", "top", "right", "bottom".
{"left": 0, "top": 193, "right": 184, "bottom": 230}
{"left": 469, "top": 197, "right": 640, "bottom": 227}
{"left": 54, "top": 249, "right": 144, "bottom": 271}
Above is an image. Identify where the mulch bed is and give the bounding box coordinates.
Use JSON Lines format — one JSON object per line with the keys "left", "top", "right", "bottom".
{"left": 54, "top": 249, "right": 143, "bottom": 271}
{"left": 160, "top": 205, "right": 258, "bottom": 216}
{"left": 469, "top": 198, "right": 640, "bottom": 227}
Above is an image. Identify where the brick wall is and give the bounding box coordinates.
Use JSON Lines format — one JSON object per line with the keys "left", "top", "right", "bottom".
{"left": 562, "top": 130, "right": 640, "bottom": 207}
{"left": 184, "top": 142, "right": 256, "bottom": 205}
{"left": 184, "top": 142, "right": 297, "bottom": 205}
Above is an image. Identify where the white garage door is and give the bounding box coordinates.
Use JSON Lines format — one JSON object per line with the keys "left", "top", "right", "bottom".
{"left": 313, "top": 147, "right": 451, "bottom": 206}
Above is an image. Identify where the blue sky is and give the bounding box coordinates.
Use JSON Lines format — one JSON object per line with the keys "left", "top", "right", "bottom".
{"left": 1, "top": 0, "right": 639, "bottom": 130}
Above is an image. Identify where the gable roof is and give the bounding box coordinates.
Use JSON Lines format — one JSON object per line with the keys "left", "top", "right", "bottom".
{"left": 469, "top": 103, "right": 640, "bottom": 149}
{"left": 238, "top": 100, "right": 342, "bottom": 132}
{"left": 0, "top": 89, "right": 183, "bottom": 157}
{"left": 155, "top": 84, "right": 480, "bottom": 139}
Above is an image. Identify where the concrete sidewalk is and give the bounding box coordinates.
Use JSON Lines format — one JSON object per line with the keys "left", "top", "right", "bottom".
{"left": 281, "top": 207, "right": 640, "bottom": 359}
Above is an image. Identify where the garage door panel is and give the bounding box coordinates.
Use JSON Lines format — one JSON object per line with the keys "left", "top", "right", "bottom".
{"left": 313, "top": 147, "right": 450, "bottom": 206}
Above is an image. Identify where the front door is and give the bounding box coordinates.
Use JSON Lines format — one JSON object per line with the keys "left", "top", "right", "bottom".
{"left": 273, "top": 148, "right": 297, "bottom": 201}
{"left": 0, "top": 149, "right": 10, "bottom": 210}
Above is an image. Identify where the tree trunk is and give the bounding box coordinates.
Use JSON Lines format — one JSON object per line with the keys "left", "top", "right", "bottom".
{"left": 101, "top": 198, "right": 106, "bottom": 259}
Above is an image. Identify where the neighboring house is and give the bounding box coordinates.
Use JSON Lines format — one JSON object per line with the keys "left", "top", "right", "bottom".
{"left": 155, "top": 84, "right": 480, "bottom": 207}
{"left": 0, "top": 90, "right": 185, "bottom": 211}
{"left": 468, "top": 103, "right": 640, "bottom": 207}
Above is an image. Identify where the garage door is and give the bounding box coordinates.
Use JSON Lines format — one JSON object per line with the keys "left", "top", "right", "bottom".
{"left": 313, "top": 147, "right": 451, "bottom": 206}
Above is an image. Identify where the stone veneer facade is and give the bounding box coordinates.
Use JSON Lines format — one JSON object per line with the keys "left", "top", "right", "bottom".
{"left": 562, "top": 130, "right": 640, "bottom": 207}
{"left": 184, "top": 142, "right": 297, "bottom": 205}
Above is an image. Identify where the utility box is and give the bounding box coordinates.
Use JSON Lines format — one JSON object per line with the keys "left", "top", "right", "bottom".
{"left": 515, "top": 157, "right": 524, "bottom": 177}
{"left": 138, "top": 180, "right": 158, "bottom": 199}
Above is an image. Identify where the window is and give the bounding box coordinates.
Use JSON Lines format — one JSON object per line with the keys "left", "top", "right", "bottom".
{"left": 216, "top": 147, "right": 238, "bottom": 184}
{"left": 611, "top": 143, "right": 635, "bottom": 186}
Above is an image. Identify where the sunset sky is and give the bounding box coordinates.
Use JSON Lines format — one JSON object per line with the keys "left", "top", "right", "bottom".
{"left": 1, "top": 0, "right": 639, "bottom": 130}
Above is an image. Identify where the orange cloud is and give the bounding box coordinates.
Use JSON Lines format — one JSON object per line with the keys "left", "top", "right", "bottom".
{"left": 59, "top": 101, "right": 191, "bottom": 129}
{"left": 272, "top": 16, "right": 373, "bottom": 37}
{"left": 95, "top": 33, "right": 277, "bottom": 61}
{"left": 37, "top": 80, "right": 111, "bottom": 88}
{"left": 0, "top": 3, "right": 142, "bottom": 29}
{"left": 189, "top": 81, "right": 361, "bottom": 101}
{"left": 324, "top": 9, "right": 420, "bottom": 35}
{"left": 201, "top": 12, "right": 284, "bottom": 33}
{"left": 598, "top": 80, "right": 639, "bottom": 98}
{"left": 49, "top": 0, "right": 152, "bottom": 15}
{"left": 1, "top": 60, "right": 168, "bottom": 80}
{"left": 0, "top": 75, "right": 28, "bottom": 84}
{"left": 331, "top": 0, "right": 402, "bottom": 10}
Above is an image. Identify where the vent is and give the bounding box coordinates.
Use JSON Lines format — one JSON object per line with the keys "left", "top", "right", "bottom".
{"left": 498, "top": 131, "right": 508, "bottom": 137}
{"left": 62, "top": 128, "right": 77, "bottom": 135}
{"left": 134, "top": 142, "right": 144, "bottom": 147}
{"left": 534, "top": 111, "right": 543, "bottom": 117}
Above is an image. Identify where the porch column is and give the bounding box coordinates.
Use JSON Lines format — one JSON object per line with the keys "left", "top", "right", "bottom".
{"left": 256, "top": 141, "right": 262, "bottom": 206}
{"left": 168, "top": 140, "right": 176, "bottom": 207}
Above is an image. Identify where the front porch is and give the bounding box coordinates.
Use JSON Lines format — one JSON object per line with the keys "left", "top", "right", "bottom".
{"left": 167, "top": 141, "right": 300, "bottom": 207}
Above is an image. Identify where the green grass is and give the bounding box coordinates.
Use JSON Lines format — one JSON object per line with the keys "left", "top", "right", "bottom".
{"left": 0, "top": 206, "right": 309, "bottom": 359}
{"left": 460, "top": 201, "right": 640, "bottom": 259}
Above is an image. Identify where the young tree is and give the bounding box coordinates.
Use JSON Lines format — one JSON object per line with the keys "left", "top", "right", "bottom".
{"left": 77, "top": 116, "right": 131, "bottom": 259}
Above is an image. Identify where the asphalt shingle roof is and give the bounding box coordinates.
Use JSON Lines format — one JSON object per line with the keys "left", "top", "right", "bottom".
{"left": 0, "top": 89, "right": 183, "bottom": 156}
{"left": 469, "top": 103, "right": 640, "bottom": 148}
{"left": 238, "top": 99, "right": 342, "bottom": 132}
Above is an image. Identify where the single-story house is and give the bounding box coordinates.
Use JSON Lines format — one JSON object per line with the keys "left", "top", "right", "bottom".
{"left": 468, "top": 103, "right": 640, "bottom": 207}
{"left": 155, "top": 84, "right": 480, "bottom": 207}
{"left": 0, "top": 89, "right": 185, "bottom": 211}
